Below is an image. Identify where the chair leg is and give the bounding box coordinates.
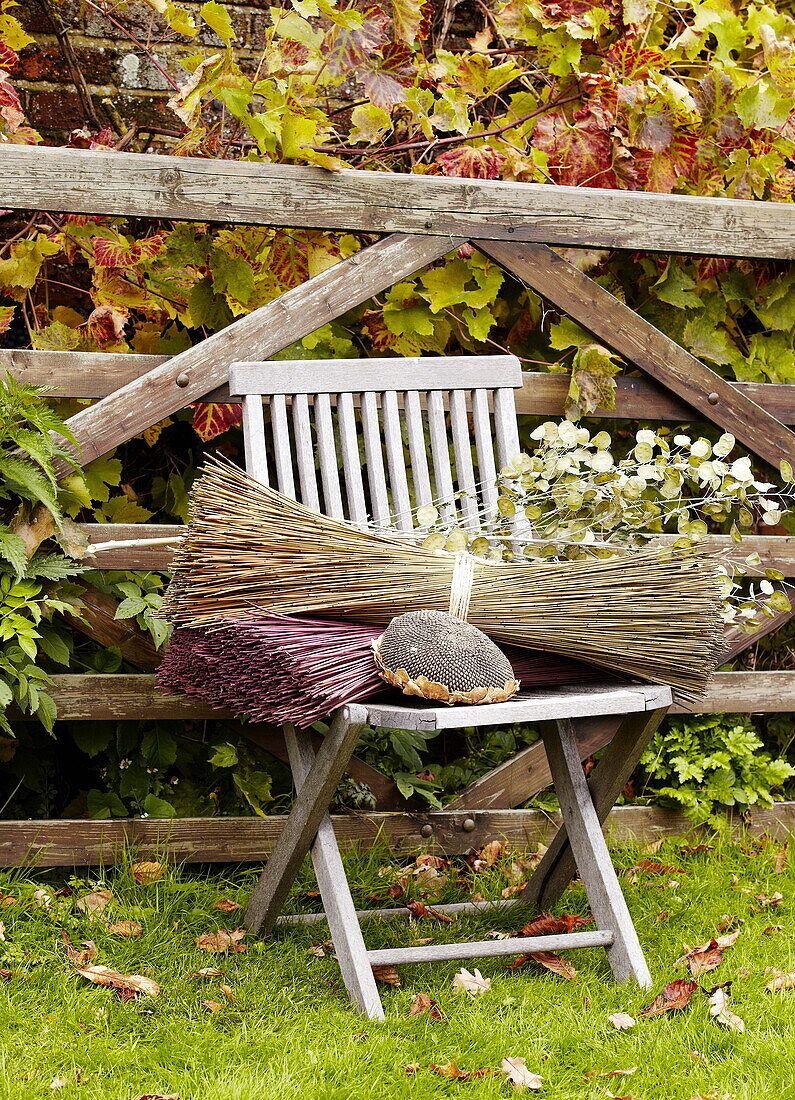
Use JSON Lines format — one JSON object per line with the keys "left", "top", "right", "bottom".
{"left": 532, "top": 717, "right": 654, "bottom": 987}
{"left": 244, "top": 704, "right": 367, "bottom": 938}
{"left": 521, "top": 707, "right": 668, "bottom": 911}
{"left": 283, "top": 723, "right": 384, "bottom": 1021}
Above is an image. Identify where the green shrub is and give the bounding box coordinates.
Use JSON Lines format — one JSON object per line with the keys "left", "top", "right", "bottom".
{"left": 639, "top": 713, "right": 794, "bottom": 824}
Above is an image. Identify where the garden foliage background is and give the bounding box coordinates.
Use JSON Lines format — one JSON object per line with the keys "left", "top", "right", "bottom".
{"left": 0, "top": 0, "right": 794, "bottom": 823}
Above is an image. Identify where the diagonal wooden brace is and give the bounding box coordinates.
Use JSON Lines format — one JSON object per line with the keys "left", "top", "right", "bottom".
{"left": 535, "top": 717, "right": 654, "bottom": 986}
{"left": 521, "top": 706, "right": 668, "bottom": 912}
{"left": 477, "top": 240, "right": 795, "bottom": 471}
{"left": 244, "top": 704, "right": 367, "bottom": 937}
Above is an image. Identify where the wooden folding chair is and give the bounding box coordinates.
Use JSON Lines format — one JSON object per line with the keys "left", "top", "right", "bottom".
{"left": 231, "top": 355, "right": 672, "bottom": 1020}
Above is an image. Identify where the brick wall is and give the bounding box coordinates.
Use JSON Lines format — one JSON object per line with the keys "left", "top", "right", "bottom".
{"left": 17, "top": 1, "right": 479, "bottom": 144}
{"left": 18, "top": 1, "right": 297, "bottom": 141}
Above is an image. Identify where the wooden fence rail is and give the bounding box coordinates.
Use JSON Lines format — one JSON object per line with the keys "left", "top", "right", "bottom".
{"left": 5, "top": 146, "right": 795, "bottom": 258}
{"left": 2, "top": 802, "right": 793, "bottom": 868}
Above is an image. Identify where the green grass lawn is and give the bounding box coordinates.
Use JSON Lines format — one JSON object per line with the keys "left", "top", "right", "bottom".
{"left": 0, "top": 832, "right": 792, "bottom": 1100}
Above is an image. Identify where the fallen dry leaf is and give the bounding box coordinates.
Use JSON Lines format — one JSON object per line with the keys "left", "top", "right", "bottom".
{"left": 755, "top": 892, "right": 784, "bottom": 909}
{"left": 132, "top": 861, "right": 167, "bottom": 885}
{"left": 708, "top": 986, "right": 744, "bottom": 1033}
{"left": 409, "top": 992, "right": 444, "bottom": 1019}
{"left": 109, "top": 921, "right": 143, "bottom": 938}
{"left": 676, "top": 931, "right": 739, "bottom": 977}
{"left": 773, "top": 843, "right": 789, "bottom": 874}
{"left": 33, "top": 888, "right": 54, "bottom": 910}
{"left": 501, "top": 1057, "right": 543, "bottom": 1091}
{"left": 632, "top": 859, "right": 688, "bottom": 877}
{"left": 62, "top": 934, "right": 98, "bottom": 967}
{"left": 0, "top": 969, "right": 14, "bottom": 980}
{"left": 371, "top": 964, "right": 401, "bottom": 986}
{"left": 195, "top": 929, "right": 246, "bottom": 954}
{"left": 203, "top": 999, "right": 223, "bottom": 1013}
{"left": 452, "top": 967, "right": 491, "bottom": 995}
{"left": 763, "top": 925, "right": 784, "bottom": 935}
{"left": 642, "top": 839, "right": 664, "bottom": 855}
{"left": 75, "top": 964, "right": 159, "bottom": 998}
{"left": 430, "top": 1061, "right": 496, "bottom": 1081}
{"left": 405, "top": 899, "right": 453, "bottom": 923}
{"left": 608, "top": 1012, "right": 636, "bottom": 1031}
{"left": 640, "top": 978, "right": 698, "bottom": 1017}
{"left": 75, "top": 889, "right": 113, "bottom": 919}
{"left": 766, "top": 969, "right": 795, "bottom": 992}
{"left": 219, "top": 983, "right": 234, "bottom": 1002}
{"left": 481, "top": 840, "right": 506, "bottom": 866}
{"left": 517, "top": 913, "right": 592, "bottom": 937}
{"left": 189, "top": 967, "right": 223, "bottom": 979}
{"left": 212, "top": 898, "right": 242, "bottom": 912}
{"left": 716, "top": 915, "right": 744, "bottom": 934}
{"left": 522, "top": 951, "right": 577, "bottom": 981}
{"left": 405, "top": 1063, "right": 421, "bottom": 1074}
{"left": 408, "top": 937, "right": 435, "bottom": 946}
{"left": 50, "top": 1079, "right": 67, "bottom": 1090}
{"left": 135, "top": 1095, "right": 179, "bottom": 1100}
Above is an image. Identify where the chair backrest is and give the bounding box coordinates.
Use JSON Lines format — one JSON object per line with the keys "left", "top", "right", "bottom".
{"left": 227, "top": 355, "right": 523, "bottom": 535}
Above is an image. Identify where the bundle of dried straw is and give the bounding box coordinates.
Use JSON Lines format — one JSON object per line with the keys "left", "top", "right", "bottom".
{"left": 162, "top": 457, "right": 726, "bottom": 701}
{"left": 157, "top": 611, "right": 604, "bottom": 728}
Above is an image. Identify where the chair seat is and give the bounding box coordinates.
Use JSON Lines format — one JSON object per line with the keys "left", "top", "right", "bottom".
{"left": 363, "top": 680, "right": 672, "bottom": 731}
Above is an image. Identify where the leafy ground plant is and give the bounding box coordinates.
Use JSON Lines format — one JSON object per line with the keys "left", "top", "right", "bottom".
{"left": 0, "top": 835, "right": 791, "bottom": 1098}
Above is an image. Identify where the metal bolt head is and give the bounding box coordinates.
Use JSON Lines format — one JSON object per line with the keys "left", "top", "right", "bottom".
{"left": 420, "top": 824, "right": 433, "bottom": 838}
{"left": 462, "top": 817, "right": 476, "bottom": 832}
{"left": 175, "top": 371, "right": 190, "bottom": 388}
{"left": 708, "top": 391, "right": 719, "bottom": 405}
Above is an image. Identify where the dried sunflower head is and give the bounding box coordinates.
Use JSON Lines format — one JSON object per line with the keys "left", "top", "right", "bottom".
{"left": 372, "top": 609, "right": 519, "bottom": 705}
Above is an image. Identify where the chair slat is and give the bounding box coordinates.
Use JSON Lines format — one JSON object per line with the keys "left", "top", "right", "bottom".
{"left": 427, "top": 389, "right": 456, "bottom": 523}
{"left": 382, "top": 390, "right": 412, "bottom": 532}
{"left": 315, "top": 392, "right": 344, "bottom": 520}
{"left": 292, "top": 393, "right": 321, "bottom": 512}
{"left": 493, "top": 387, "right": 521, "bottom": 468}
{"left": 337, "top": 392, "right": 368, "bottom": 526}
{"left": 242, "top": 395, "right": 269, "bottom": 484}
{"left": 449, "top": 390, "right": 479, "bottom": 531}
{"left": 404, "top": 390, "right": 433, "bottom": 509}
{"left": 361, "top": 392, "right": 390, "bottom": 528}
{"left": 270, "top": 394, "right": 296, "bottom": 498}
{"left": 471, "top": 389, "right": 498, "bottom": 516}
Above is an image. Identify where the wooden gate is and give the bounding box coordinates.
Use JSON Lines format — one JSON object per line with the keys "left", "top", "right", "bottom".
{"left": 1, "top": 145, "right": 795, "bottom": 863}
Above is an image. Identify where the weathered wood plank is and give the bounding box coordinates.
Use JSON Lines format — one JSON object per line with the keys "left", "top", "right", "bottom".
{"left": 446, "top": 716, "right": 621, "bottom": 811}
{"left": 479, "top": 241, "right": 795, "bottom": 470}
{"left": 1, "top": 801, "right": 793, "bottom": 867}
{"left": 6, "top": 146, "right": 795, "bottom": 257}
{"left": 244, "top": 708, "right": 366, "bottom": 935}
{"left": 8, "top": 670, "right": 792, "bottom": 726}
{"left": 7, "top": 353, "right": 795, "bottom": 427}
{"left": 536, "top": 717, "right": 652, "bottom": 985}
{"left": 367, "top": 929, "right": 614, "bottom": 966}
{"left": 56, "top": 233, "right": 459, "bottom": 470}
{"left": 64, "top": 584, "right": 161, "bottom": 671}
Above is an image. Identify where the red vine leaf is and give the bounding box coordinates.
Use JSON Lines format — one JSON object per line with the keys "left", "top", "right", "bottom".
{"left": 435, "top": 145, "right": 506, "bottom": 179}
{"left": 361, "top": 43, "right": 416, "bottom": 109}
{"left": 191, "top": 402, "right": 244, "bottom": 442}
{"left": 532, "top": 103, "right": 617, "bottom": 188}
{"left": 323, "top": 8, "right": 389, "bottom": 79}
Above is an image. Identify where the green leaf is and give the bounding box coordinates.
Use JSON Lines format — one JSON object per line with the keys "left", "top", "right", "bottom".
{"left": 209, "top": 742, "right": 238, "bottom": 767}
{"left": 142, "top": 793, "right": 177, "bottom": 818}
{"left": 141, "top": 727, "right": 178, "bottom": 769}
{"left": 0, "top": 530, "right": 28, "bottom": 578}
{"left": 37, "top": 624, "right": 71, "bottom": 666}
{"left": 115, "top": 596, "right": 148, "bottom": 620}
{"left": 200, "top": 0, "right": 235, "bottom": 42}
{"left": 87, "top": 789, "right": 128, "bottom": 819}
{"left": 71, "top": 721, "right": 113, "bottom": 757}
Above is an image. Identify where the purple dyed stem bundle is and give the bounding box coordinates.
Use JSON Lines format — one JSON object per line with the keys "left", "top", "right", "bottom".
{"left": 157, "top": 611, "right": 605, "bottom": 729}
